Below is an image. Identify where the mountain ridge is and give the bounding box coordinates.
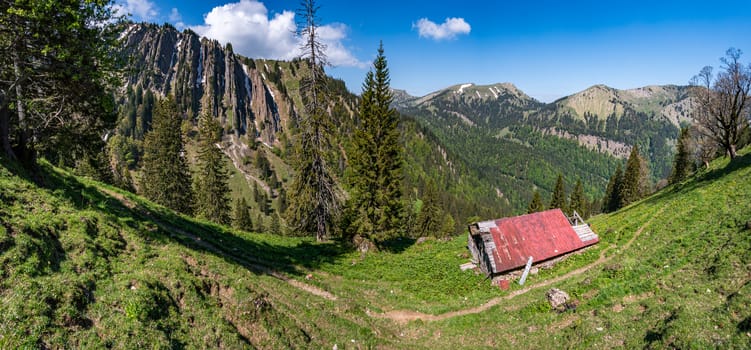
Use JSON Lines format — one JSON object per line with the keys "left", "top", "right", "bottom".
{"left": 395, "top": 80, "right": 688, "bottom": 183}
{"left": 118, "top": 22, "right": 287, "bottom": 146}
{"left": 396, "top": 82, "right": 690, "bottom": 128}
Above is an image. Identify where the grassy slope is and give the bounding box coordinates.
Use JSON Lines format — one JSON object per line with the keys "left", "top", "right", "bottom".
{"left": 1, "top": 147, "right": 750, "bottom": 348}
{"left": 366, "top": 149, "right": 750, "bottom": 348}
{"left": 0, "top": 160, "right": 396, "bottom": 348}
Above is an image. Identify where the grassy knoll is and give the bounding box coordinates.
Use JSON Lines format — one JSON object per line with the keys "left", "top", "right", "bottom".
{"left": 1, "top": 147, "right": 749, "bottom": 348}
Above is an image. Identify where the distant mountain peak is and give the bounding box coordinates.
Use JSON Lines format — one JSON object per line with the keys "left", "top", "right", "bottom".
{"left": 393, "top": 82, "right": 541, "bottom": 110}
{"left": 437, "top": 82, "right": 536, "bottom": 103}
{"left": 453, "top": 83, "right": 474, "bottom": 94}
{"left": 557, "top": 83, "right": 691, "bottom": 126}
{"left": 390, "top": 88, "right": 417, "bottom": 107}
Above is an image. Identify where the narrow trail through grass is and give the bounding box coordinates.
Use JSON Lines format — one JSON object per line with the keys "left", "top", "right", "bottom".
{"left": 221, "top": 135, "right": 271, "bottom": 194}
{"left": 370, "top": 204, "right": 667, "bottom": 323}
{"left": 99, "top": 187, "right": 337, "bottom": 301}
{"left": 99, "top": 184, "right": 670, "bottom": 322}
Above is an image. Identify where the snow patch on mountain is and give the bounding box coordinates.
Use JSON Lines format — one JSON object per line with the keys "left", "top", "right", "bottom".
{"left": 489, "top": 87, "right": 498, "bottom": 99}
{"left": 241, "top": 64, "right": 252, "bottom": 105}
{"left": 456, "top": 83, "right": 473, "bottom": 94}
{"left": 196, "top": 46, "right": 204, "bottom": 87}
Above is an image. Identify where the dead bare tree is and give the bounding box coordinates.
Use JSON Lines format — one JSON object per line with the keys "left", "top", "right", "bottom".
{"left": 286, "top": 0, "right": 342, "bottom": 241}
{"left": 690, "top": 48, "right": 751, "bottom": 160}
{"left": 296, "top": 0, "right": 328, "bottom": 109}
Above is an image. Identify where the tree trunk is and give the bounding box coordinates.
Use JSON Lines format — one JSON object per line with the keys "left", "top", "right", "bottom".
{"left": 729, "top": 144, "right": 737, "bottom": 159}
{"left": 13, "top": 47, "right": 32, "bottom": 164}
{"left": 0, "top": 101, "right": 16, "bottom": 160}
{"left": 316, "top": 206, "right": 325, "bottom": 242}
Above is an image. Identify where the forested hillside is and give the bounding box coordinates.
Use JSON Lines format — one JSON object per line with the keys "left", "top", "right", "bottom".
{"left": 397, "top": 83, "right": 690, "bottom": 213}
{"left": 108, "top": 23, "right": 508, "bottom": 235}
{"left": 106, "top": 23, "right": 700, "bottom": 233}
{"left": 530, "top": 84, "right": 690, "bottom": 178}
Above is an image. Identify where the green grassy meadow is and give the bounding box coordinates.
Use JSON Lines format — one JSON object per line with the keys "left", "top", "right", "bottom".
{"left": 1, "top": 148, "right": 750, "bottom": 348}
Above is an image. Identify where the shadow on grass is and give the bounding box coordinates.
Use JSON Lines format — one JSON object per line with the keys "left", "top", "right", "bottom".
{"left": 643, "top": 308, "right": 679, "bottom": 346}
{"left": 668, "top": 151, "right": 751, "bottom": 195}
{"left": 738, "top": 316, "right": 751, "bottom": 333}
{"left": 122, "top": 196, "right": 350, "bottom": 277}
{"left": 695, "top": 151, "right": 751, "bottom": 183}
{"left": 4, "top": 159, "right": 349, "bottom": 280}
{"left": 378, "top": 237, "right": 417, "bottom": 253}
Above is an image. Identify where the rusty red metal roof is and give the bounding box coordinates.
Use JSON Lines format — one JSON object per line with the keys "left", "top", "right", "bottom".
{"left": 483, "top": 209, "right": 598, "bottom": 274}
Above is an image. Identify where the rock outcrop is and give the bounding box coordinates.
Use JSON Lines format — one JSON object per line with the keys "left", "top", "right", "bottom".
{"left": 546, "top": 288, "right": 571, "bottom": 311}
{"left": 120, "top": 23, "right": 285, "bottom": 146}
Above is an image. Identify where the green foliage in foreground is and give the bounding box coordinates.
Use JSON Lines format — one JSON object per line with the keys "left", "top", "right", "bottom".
{"left": 549, "top": 173, "right": 567, "bottom": 211}
{"left": 0, "top": 159, "right": 387, "bottom": 348}
{"left": 670, "top": 126, "right": 695, "bottom": 184}
{"left": 1, "top": 146, "right": 750, "bottom": 348}
{"left": 232, "top": 197, "right": 253, "bottom": 231}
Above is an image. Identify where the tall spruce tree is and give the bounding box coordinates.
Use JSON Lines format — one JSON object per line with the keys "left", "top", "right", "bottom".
{"left": 232, "top": 197, "right": 253, "bottom": 231}
{"left": 140, "top": 95, "right": 193, "bottom": 214}
{"left": 527, "top": 190, "right": 544, "bottom": 214}
{"left": 253, "top": 182, "right": 261, "bottom": 204}
{"left": 255, "top": 213, "right": 265, "bottom": 232}
{"left": 415, "top": 179, "right": 444, "bottom": 237}
{"left": 669, "top": 127, "right": 695, "bottom": 184}
{"left": 270, "top": 214, "right": 282, "bottom": 235}
{"left": 549, "top": 174, "right": 568, "bottom": 212}
{"left": 604, "top": 164, "right": 623, "bottom": 212}
{"left": 286, "top": 0, "right": 342, "bottom": 241}
{"left": 569, "top": 179, "right": 586, "bottom": 217}
{"left": 637, "top": 152, "right": 652, "bottom": 197}
{"left": 259, "top": 191, "right": 269, "bottom": 215}
{"left": 193, "top": 112, "right": 230, "bottom": 225}
{"left": 348, "top": 42, "right": 403, "bottom": 243}
{"left": 277, "top": 188, "right": 288, "bottom": 214}
{"left": 620, "top": 144, "right": 644, "bottom": 208}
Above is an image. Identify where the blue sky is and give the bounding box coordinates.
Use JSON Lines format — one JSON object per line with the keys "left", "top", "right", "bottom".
{"left": 116, "top": 0, "right": 751, "bottom": 102}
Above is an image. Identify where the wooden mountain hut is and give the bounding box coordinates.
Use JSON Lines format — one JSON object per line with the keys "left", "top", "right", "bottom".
{"left": 467, "top": 209, "right": 598, "bottom": 277}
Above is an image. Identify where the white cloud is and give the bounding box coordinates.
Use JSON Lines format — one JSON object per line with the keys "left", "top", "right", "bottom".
{"left": 114, "top": 0, "right": 158, "bottom": 22}
{"left": 317, "top": 23, "right": 366, "bottom": 68}
{"left": 168, "top": 8, "right": 186, "bottom": 30}
{"left": 191, "top": 0, "right": 364, "bottom": 68}
{"left": 413, "top": 17, "right": 471, "bottom": 41}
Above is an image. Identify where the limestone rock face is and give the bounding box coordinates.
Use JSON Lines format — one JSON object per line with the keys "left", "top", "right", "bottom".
{"left": 120, "top": 23, "right": 284, "bottom": 146}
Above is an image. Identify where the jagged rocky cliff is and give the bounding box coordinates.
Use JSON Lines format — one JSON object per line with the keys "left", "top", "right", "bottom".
{"left": 111, "top": 23, "right": 510, "bottom": 229}
{"left": 119, "top": 23, "right": 287, "bottom": 145}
